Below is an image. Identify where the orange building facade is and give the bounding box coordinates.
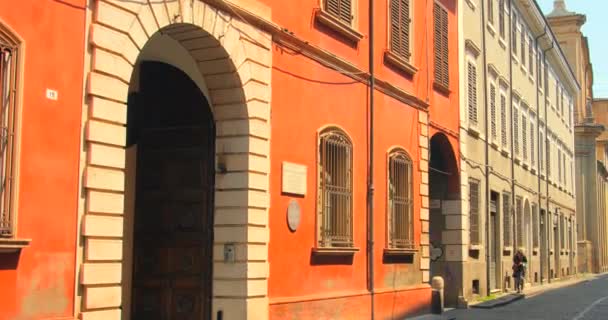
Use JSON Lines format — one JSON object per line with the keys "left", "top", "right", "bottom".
{"left": 0, "top": 0, "right": 87, "bottom": 319}
{"left": 0, "top": 0, "right": 459, "bottom": 319}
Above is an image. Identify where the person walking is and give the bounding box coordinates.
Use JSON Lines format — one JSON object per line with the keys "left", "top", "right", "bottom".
{"left": 512, "top": 249, "right": 528, "bottom": 293}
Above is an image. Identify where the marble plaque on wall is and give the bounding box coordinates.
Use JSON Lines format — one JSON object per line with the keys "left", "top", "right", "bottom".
{"left": 282, "top": 162, "right": 307, "bottom": 196}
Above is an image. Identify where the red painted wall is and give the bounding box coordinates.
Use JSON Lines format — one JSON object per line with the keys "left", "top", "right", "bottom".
{"left": 266, "top": 0, "right": 459, "bottom": 319}
{"left": 0, "top": 0, "right": 86, "bottom": 319}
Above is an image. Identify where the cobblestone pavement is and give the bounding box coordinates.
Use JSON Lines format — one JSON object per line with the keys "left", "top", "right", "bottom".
{"left": 439, "top": 274, "right": 608, "bottom": 320}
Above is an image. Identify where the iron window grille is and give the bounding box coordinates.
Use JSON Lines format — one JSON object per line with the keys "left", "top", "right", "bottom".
{"left": 318, "top": 129, "right": 354, "bottom": 248}
{"left": 0, "top": 41, "right": 17, "bottom": 238}
{"left": 469, "top": 179, "right": 481, "bottom": 245}
{"left": 503, "top": 193, "right": 512, "bottom": 246}
{"left": 387, "top": 150, "right": 414, "bottom": 249}
{"left": 532, "top": 204, "right": 539, "bottom": 247}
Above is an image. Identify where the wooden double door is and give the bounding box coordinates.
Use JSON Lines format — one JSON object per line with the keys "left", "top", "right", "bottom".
{"left": 130, "top": 61, "right": 214, "bottom": 320}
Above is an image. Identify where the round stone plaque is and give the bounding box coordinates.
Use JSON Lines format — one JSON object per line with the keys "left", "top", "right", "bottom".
{"left": 287, "top": 200, "right": 301, "bottom": 232}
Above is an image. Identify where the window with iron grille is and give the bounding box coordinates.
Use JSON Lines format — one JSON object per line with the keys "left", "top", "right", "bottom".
{"left": 530, "top": 122, "right": 535, "bottom": 167}
{"left": 512, "top": 13, "right": 517, "bottom": 55}
{"left": 522, "top": 114, "right": 527, "bottom": 161}
{"left": 532, "top": 204, "right": 539, "bottom": 247}
{"left": 501, "top": 94, "right": 507, "bottom": 147}
{"left": 516, "top": 197, "right": 523, "bottom": 248}
{"left": 503, "top": 192, "right": 512, "bottom": 246}
{"left": 390, "top": 0, "right": 411, "bottom": 61}
{"left": 529, "top": 37, "right": 534, "bottom": 76}
{"left": 434, "top": 2, "right": 449, "bottom": 88}
{"left": 324, "top": 0, "right": 353, "bottom": 25}
{"left": 560, "top": 216, "right": 565, "bottom": 250}
{"left": 490, "top": 84, "right": 497, "bottom": 140}
{"left": 499, "top": 0, "right": 505, "bottom": 38}
{"left": 318, "top": 128, "right": 353, "bottom": 248}
{"left": 467, "top": 62, "right": 477, "bottom": 125}
{"left": 538, "top": 54, "right": 543, "bottom": 86}
{"left": 0, "top": 40, "right": 18, "bottom": 238}
{"left": 488, "top": 0, "right": 494, "bottom": 25}
{"left": 469, "top": 179, "right": 481, "bottom": 245}
{"left": 513, "top": 107, "right": 519, "bottom": 156}
{"left": 388, "top": 150, "right": 414, "bottom": 249}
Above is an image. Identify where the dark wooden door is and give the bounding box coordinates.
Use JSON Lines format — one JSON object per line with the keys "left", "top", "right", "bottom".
{"left": 131, "top": 62, "right": 214, "bottom": 320}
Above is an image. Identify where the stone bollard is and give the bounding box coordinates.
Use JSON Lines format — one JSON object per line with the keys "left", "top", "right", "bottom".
{"left": 431, "top": 276, "right": 444, "bottom": 314}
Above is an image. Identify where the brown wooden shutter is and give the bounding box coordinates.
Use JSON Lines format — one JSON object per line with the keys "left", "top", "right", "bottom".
{"left": 469, "top": 179, "right": 480, "bottom": 245}
{"left": 499, "top": 0, "right": 505, "bottom": 37}
{"left": 491, "top": 84, "right": 497, "bottom": 139}
{"left": 501, "top": 94, "right": 507, "bottom": 147}
{"left": 434, "top": 3, "right": 449, "bottom": 88}
{"left": 390, "top": 0, "right": 411, "bottom": 59}
{"left": 325, "top": 0, "right": 352, "bottom": 24}
{"left": 467, "top": 62, "right": 477, "bottom": 124}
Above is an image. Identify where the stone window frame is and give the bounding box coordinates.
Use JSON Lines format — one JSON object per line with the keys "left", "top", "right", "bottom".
{"left": 386, "top": 147, "right": 416, "bottom": 252}
{"left": 316, "top": 0, "right": 364, "bottom": 42}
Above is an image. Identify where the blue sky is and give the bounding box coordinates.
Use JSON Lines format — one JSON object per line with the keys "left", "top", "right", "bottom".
{"left": 537, "top": 0, "right": 608, "bottom": 98}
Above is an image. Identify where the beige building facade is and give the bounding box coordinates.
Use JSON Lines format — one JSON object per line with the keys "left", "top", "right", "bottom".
{"left": 456, "top": 0, "right": 579, "bottom": 304}
{"left": 548, "top": 0, "right": 607, "bottom": 274}
{"left": 592, "top": 98, "right": 608, "bottom": 273}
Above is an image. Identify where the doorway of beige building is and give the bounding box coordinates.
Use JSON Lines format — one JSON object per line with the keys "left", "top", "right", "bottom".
{"left": 127, "top": 61, "right": 215, "bottom": 320}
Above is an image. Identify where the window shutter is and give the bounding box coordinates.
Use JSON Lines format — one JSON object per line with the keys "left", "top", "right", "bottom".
{"left": 531, "top": 122, "right": 535, "bottom": 167}
{"left": 522, "top": 115, "right": 527, "bottom": 161}
{"left": 469, "top": 180, "right": 480, "bottom": 245}
{"left": 467, "top": 62, "right": 477, "bottom": 124}
{"left": 499, "top": 0, "right": 505, "bottom": 37}
{"left": 325, "top": 0, "right": 352, "bottom": 24}
{"left": 491, "top": 84, "right": 497, "bottom": 139}
{"left": 514, "top": 108, "right": 519, "bottom": 155}
{"left": 434, "top": 3, "right": 449, "bottom": 88}
{"left": 512, "top": 14, "right": 517, "bottom": 54}
{"left": 488, "top": 0, "right": 494, "bottom": 24}
{"left": 501, "top": 95, "right": 507, "bottom": 147}
{"left": 390, "top": 0, "right": 411, "bottom": 59}
{"left": 540, "top": 131, "right": 544, "bottom": 171}
{"left": 529, "top": 38, "right": 534, "bottom": 75}
{"left": 516, "top": 198, "right": 523, "bottom": 248}
{"left": 532, "top": 205, "right": 539, "bottom": 247}
{"left": 521, "top": 33, "right": 526, "bottom": 64}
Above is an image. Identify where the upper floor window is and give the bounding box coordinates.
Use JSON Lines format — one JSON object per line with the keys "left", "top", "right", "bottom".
{"left": 529, "top": 37, "right": 534, "bottom": 76}
{"left": 512, "top": 12, "right": 518, "bottom": 55}
{"left": 389, "top": 0, "right": 412, "bottom": 61}
{"left": 387, "top": 150, "right": 414, "bottom": 249}
{"left": 325, "top": 0, "right": 353, "bottom": 25}
{"left": 499, "top": 0, "right": 505, "bottom": 38}
{"left": 501, "top": 92, "right": 508, "bottom": 147}
{"left": 317, "top": 128, "right": 354, "bottom": 248}
{"left": 503, "top": 192, "right": 512, "bottom": 247}
{"left": 530, "top": 121, "right": 535, "bottom": 168}
{"left": 520, "top": 30, "right": 526, "bottom": 66}
{"left": 490, "top": 83, "right": 497, "bottom": 140}
{"left": 522, "top": 113, "right": 527, "bottom": 161}
{"left": 0, "top": 32, "right": 19, "bottom": 238}
{"left": 513, "top": 106, "right": 520, "bottom": 156}
{"left": 434, "top": 2, "right": 449, "bottom": 89}
{"left": 467, "top": 61, "right": 478, "bottom": 125}
{"left": 488, "top": 0, "right": 494, "bottom": 25}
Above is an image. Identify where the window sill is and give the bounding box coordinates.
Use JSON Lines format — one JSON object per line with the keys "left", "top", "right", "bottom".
{"left": 490, "top": 141, "right": 500, "bottom": 150}
{"left": 467, "top": 126, "right": 481, "bottom": 138}
{"left": 530, "top": 167, "right": 537, "bottom": 175}
{"left": 465, "top": 0, "right": 477, "bottom": 10}
{"left": 512, "top": 54, "right": 519, "bottom": 64}
{"left": 315, "top": 9, "right": 364, "bottom": 43}
{"left": 520, "top": 64, "right": 527, "bottom": 74}
{"left": 533, "top": 247, "right": 539, "bottom": 255}
{"left": 514, "top": 157, "right": 521, "bottom": 165}
{"left": 487, "top": 22, "right": 496, "bottom": 37}
{"left": 529, "top": 75, "right": 535, "bottom": 84}
{"left": 384, "top": 51, "right": 418, "bottom": 77}
{"left": 384, "top": 248, "right": 417, "bottom": 256}
{"left": 503, "top": 246, "right": 513, "bottom": 255}
{"left": 313, "top": 246, "right": 360, "bottom": 256}
{"left": 469, "top": 244, "right": 483, "bottom": 251}
{"left": 501, "top": 148, "right": 510, "bottom": 157}
{"left": 433, "top": 81, "right": 451, "bottom": 95}
{"left": 0, "top": 238, "right": 31, "bottom": 253}
{"left": 522, "top": 162, "right": 529, "bottom": 170}
{"left": 499, "top": 38, "right": 507, "bottom": 50}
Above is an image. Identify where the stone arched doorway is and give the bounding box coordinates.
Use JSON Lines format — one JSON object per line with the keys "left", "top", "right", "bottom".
{"left": 428, "top": 133, "right": 460, "bottom": 306}
{"left": 78, "top": 2, "right": 272, "bottom": 319}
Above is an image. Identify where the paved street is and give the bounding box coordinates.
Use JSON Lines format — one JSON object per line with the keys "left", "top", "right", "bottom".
{"left": 436, "top": 274, "right": 608, "bottom": 320}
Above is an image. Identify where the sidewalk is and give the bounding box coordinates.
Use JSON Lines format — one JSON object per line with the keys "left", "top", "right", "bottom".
{"left": 405, "top": 273, "right": 604, "bottom": 319}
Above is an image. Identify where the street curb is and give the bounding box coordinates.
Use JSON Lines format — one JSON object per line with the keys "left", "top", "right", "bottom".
{"left": 470, "top": 293, "right": 525, "bottom": 309}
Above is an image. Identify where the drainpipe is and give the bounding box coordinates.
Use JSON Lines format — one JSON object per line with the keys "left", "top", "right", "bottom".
{"left": 542, "top": 40, "right": 554, "bottom": 283}
{"left": 480, "top": 0, "right": 492, "bottom": 297}
{"left": 508, "top": 0, "right": 516, "bottom": 268}
{"left": 367, "top": 0, "right": 375, "bottom": 318}
{"left": 534, "top": 26, "right": 547, "bottom": 285}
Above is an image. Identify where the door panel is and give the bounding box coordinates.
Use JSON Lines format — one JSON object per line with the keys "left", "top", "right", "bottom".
{"left": 131, "top": 61, "right": 214, "bottom": 320}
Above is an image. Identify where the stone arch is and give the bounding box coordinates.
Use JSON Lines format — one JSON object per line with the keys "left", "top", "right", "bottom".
{"left": 79, "top": 1, "right": 272, "bottom": 319}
